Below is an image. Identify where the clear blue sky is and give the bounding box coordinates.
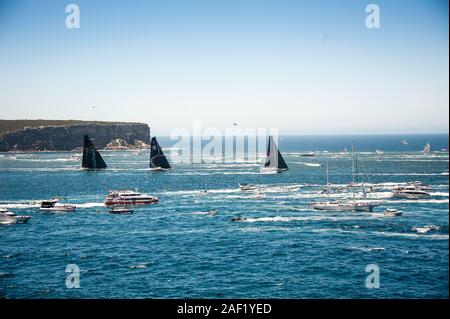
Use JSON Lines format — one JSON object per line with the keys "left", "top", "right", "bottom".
{"left": 0, "top": 0, "right": 448, "bottom": 135}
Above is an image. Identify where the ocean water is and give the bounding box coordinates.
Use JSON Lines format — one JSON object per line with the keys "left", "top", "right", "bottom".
{"left": 0, "top": 134, "right": 448, "bottom": 298}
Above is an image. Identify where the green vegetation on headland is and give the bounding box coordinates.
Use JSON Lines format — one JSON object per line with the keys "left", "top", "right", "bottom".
{"left": 0, "top": 119, "right": 142, "bottom": 137}
{"left": 0, "top": 119, "right": 150, "bottom": 152}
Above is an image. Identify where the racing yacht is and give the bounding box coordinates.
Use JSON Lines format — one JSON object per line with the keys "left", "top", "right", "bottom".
{"left": 149, "top": 137, "right": 171, "bottom": 171}
{"left": 261, "top": 135, "right": 288, "bottom": 173}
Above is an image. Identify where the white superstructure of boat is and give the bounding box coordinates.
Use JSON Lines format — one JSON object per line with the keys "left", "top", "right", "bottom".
{"left": 105, "top": 190, "right": 158, "bottom": 206}
{"left": 0, "top": 208, "right": 31, "bottom": 224}
{"left": 392, "top": 189, "right": 431, "bottom": 199}
{"left": 383, "top": 208, "right": 404, "bottom": 217}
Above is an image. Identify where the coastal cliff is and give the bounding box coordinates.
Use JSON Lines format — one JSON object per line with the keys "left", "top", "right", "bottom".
{"left": 0, "top": 120, "right": 150, "bottom": 152}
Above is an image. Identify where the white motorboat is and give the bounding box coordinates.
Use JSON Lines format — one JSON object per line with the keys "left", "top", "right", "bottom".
{"left": 392, "top": 189, "right": 431, "bottom": 199}
{"left": 109, "top": 207, "right": 134, "bottom": 214}
{"left": 0, "top": 208, "right": 31, "bottom": 224}
{"left": 39, "top": 199, "right": 77, "bottom": 212}
{"left": 311, "top": 201, "right": 377, "bottom": 212}
{"left": 105, "top": 190, "right": 158, "bottom": 206}
{"left": 208, "top": 209, "right": 217, "bottom": 216}
{"left": 238, "top": 183, "right": 259, "bottom": 191}
{"left": 383, "top": 208, "right": 404, "bottom": 217}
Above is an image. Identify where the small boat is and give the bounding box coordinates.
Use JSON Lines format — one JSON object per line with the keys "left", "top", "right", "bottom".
{"left": 39, "top": 199, "right": 77, "bottom": 212}
{"left": 400, "top": 139, "right": 408, "bottom": 145}
{"left": 197, "top": 190, "right": 208, "bottom": 196}
{"left": 105, "top": 190, "right": 158, "bottom": 206}
{"left": 384, "top": 208, "right": 403, "bottom": 217}
{"left": 392, "top": 189, "right": 431, "bottom": 199}
{"left": 238, "top": 183, "right": 259, "bottom": 191}
{"left": 231, "top": 216, "right": 247, "bottom": 222}
{"left": 412, "top": 225, "right": 439, "bottom": 234}
{"left": 0, "top": 208, "right": 31, "bottom": 224}
{"left": 261, "top": 135, "right": 288, "bottom": 173}
{"left": 109, "top": 207, "right": 134, "bottom": 214}
{"left": 311, "top": 201, "right": 377, "bottom": 212}
{"left": 423, "top": 142, "right": 431, "bottom": 154}
{"left": 81, "top": 135, "right": 107, "bottom": 169}
{"left": 300, "top": 152, "right": 315, "bottom": 157}
{"left": 208, "top": 209, "right": 217, "bottom": 216}
{"left": 149, "top": 137, "right": 171, "bottom": 171}
{"left": 393, "top": 182, "right": 429, "bottom": 192}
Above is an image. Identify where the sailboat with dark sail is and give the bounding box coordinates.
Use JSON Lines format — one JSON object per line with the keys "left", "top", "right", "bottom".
{"left": 81, "top": 135, "right": 107, "bottom": 169}
{"left": 262, "top": 135, "right": 288, "bottom": 173}
{"left": 149, "top": 137, "right": 171, "bottom": 171}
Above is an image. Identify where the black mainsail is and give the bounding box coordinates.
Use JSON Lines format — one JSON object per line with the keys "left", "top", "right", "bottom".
{"left": 81, "top": 135, "right": 107, "bottom": 169}
{"left": 264, "top": 135, "right": 288, "bottom": 171}
{"left": 149, "top": 137, "right": 171, "bottom": 170}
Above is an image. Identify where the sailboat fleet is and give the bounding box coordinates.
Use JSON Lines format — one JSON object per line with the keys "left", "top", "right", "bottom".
{"left": 1, "top": 134, "right": 438, "bottom": 222}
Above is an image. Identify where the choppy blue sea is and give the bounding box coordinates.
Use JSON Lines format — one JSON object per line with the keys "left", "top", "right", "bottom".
{"left": 0, "top": 134, "right": 448, "bottom": 298}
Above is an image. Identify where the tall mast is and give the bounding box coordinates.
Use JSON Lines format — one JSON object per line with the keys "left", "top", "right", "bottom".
{"left": 326, "top": 160, "right": 330, "bottom": 201}
{"left": 352, "top": 141, "right": 356, "bottom": 202}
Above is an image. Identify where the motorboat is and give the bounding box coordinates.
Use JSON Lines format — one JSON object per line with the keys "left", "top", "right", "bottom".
{"left": 0, "top": 208, "right": 31, "bottom": 224}
{"left": 383, "top": 208, "right": 404, "bottom": 217}
{"left": 311, "top": 201, "right": 377, "bottom": 212}
{"left": 208, "top": 209, "right": 217, "bottom": 216}
{"left": 39, "top": 199, "right": 77, "bottom": 212}
{"left": 392, "top": 189, "right": 431, "bottom": 199}
{"left": 238, "top": 183, "right": 259, "bottom": 191}
{"left": 392, "top": 181, "right": 429, "bottom": 193}
{"left": 109, "top": 207, "right": 134, "bottom": 214}
{"left": 300, "top": 152, "right": 315, "bottom": 157}
{"left": 231, "top": 216, "right": 247, "bottom": 222}
{"left": 105, "top": 190, "right": 158, "bottom": 206}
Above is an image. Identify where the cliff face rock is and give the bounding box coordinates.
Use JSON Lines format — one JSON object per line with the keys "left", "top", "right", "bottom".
{"left": 0, "top": 122, "right": 150, "bottom": 152}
